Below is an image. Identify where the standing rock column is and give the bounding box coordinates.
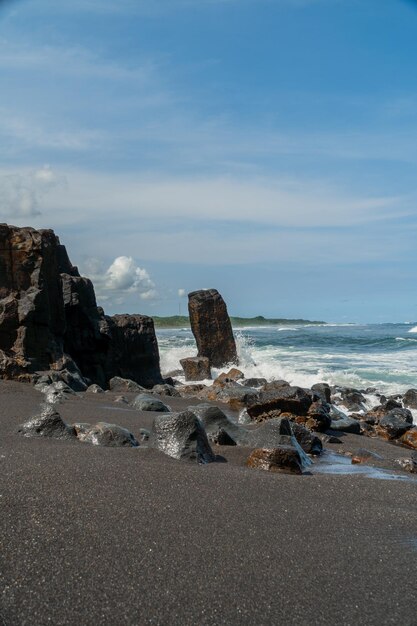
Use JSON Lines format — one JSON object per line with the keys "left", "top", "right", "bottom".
{"left": 188, "top": 289, "right": 238, "bottom": 368}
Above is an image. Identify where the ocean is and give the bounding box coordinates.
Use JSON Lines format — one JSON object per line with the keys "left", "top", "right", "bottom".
{"left": 157, "top": 322, "right": 417, "bottom": 396}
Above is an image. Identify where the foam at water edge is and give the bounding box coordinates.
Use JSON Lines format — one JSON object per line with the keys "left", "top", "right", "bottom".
{"left": 408, "top": 326, "right": 417, "bottom": 333}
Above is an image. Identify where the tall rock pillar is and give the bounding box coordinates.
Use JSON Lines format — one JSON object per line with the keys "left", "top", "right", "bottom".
{"left": 188, "top": 289, "right": 238, "bottom": 368}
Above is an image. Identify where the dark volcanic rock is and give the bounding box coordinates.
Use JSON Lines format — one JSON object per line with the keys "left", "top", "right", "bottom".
{"left": 75, "top": 422, "right": 139, "bottom": 447}
{"left": 246, "top": 446, "right": 303, "bottom": 474}
{"left": 189, "top": 404, "right": 239, "bottom": 446}
{"left": 330, "top": 415, "right": 361, "bottom": 434}
{"left": 311, "top": 383, "right": 331, "bottom": 403}
{"left": 131, "top": 393, "right": 170, "bottom": 412}
{"left": 188, "top": 289, "right": 238, "bottom": 368}
{"left": 149, "top": 410, "right": 216, "bottom": 463}
{"left": 339, "top": 388, "right": 367, "bottom": 412}
{"left": 243, "top": 377, "right": 267, "bottom": 388}
{"left": 18, "top": 404, "right": 76, "bottom": 439}
{"left": 403, "top": 389, "right": 417, "bottom": 409}
{"left": 375, "top": 409, "right": 413, "bottom": 441}
{"left": 304, "top": 400, "right": 332, "bottom": 432}
{"left": 108, "top": 377, "right": 145, "bottom": 393}
{"left": 247, "top": 386, "right": 312, "bottom": 421}
{"left": 180, "top": 356, "right": 211, "bottom": 381}
{"left": 105, "top": 314, "right": 163, "bottom": 389}
{"left": 0, "top": 224, "right": 163, "bottom": 389}
{"left": 150, "top": 384, "right": 181, "bottom": 397}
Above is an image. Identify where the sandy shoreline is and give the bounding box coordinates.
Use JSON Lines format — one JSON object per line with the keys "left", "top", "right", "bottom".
{"left": 1, "top": 380, "right": 417, "bottom": 625}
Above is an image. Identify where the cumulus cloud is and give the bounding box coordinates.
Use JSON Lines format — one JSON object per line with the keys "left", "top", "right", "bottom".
{"left": 82, "top": 256, "right": 157, "bottom": 305}
{"left": 178, "top": 288, "right": 186, "bottom": 297}
{"left": 0, "top": 165, "right": 63, "bottom": 218}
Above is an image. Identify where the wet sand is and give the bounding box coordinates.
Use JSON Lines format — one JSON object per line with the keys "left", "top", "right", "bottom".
{"left": 1, "top": 380, "right": 417, "bottom": 625}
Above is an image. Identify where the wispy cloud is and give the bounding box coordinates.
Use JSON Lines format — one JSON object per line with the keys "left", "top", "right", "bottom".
{"left": 0, "top": 165, "right": 64, "bottom": 218}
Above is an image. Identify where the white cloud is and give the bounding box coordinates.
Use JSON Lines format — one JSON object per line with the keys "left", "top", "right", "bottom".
{"left": 0, "top": 165, "right": 64, "bottom": 218}
{"left": 178, "top": 288, "right": 186, "bottom": 297}
{"left": 81, "top": 256, "right": 157, "bottom": 305}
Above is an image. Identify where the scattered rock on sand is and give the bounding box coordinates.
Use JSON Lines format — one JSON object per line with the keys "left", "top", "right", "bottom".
{"left": 74, "top": 422, "right": 139, "bottom": 447}
{"left": 330, "top": 415, "right": 361, "bottom": 434}
{"left": 150, "top": 384, "right": 181, "bottom": 397}
{"left": 180, "top": 356, "right": 211, "bottom": 381}
{"left": 247, "top": 386, "right": 312, "bottom": 421}
{"left": 18, "top": 404, "right": 76, "bottom": 439}
{"left": 86, "top": 384, "right": 104, "bottom": 393}
{"left": 149, "top": 411, "right": 216, "bottom": 463}
{"left": 131, "top": 393, "right": 170, "bottom": 412}
{"left": 246, "top": 446, "right": 304, "bottom": 474}
{"left": 109, "top": 376, "right": 145, "bottom": 393}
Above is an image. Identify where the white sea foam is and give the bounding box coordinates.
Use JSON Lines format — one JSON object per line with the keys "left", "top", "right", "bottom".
{"left": 408, "top": 326, "right": 417, "bottom": 333}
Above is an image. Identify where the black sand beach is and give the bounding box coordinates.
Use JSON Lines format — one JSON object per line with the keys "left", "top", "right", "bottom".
{"left": 1, "top": 381, "right": 417, "bottom": 625}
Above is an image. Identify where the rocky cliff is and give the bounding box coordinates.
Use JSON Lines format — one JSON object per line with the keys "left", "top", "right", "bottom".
{"left": 0, "top": 224, "right": 162, "bottom": 388}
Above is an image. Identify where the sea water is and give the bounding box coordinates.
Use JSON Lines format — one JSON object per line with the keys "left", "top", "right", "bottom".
{"left": 157, "top": 322, "right": 417, "bottom": 396}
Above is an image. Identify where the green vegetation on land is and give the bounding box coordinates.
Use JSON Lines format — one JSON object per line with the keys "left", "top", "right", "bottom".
{"left": 153, "top": 315, "right": 325, "bottom": 328}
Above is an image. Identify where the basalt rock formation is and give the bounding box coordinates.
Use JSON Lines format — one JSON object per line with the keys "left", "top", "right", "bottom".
{"left": 0, "top": 224, "right": 162, "bottom": 388}
{"left": 188, "top": 289, "right": 238, "bottom": 368}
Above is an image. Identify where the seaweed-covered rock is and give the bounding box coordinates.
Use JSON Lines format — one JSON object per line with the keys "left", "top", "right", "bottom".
{"left": 75, "top": 421, "right": 139, "bottom": 447}
{"left": 246, "top": 446, "right": 303, "bottom": 474}
{"left": 18, "top": 404, "right": 76, "bottom": 439}
{"left": 188, "top": 289, "right": 238, "bottom": 368}
{"left": 131, "top": 393, "right": 170, "bottom": 412}
{"left": 180, "top": 356, "right": 211, "bottom": 382}
{"left": 149, "top": 411, "right": 216, "bottom": 463}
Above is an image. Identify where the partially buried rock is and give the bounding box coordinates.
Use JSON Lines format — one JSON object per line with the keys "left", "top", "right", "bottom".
{"left": 18, "top": 404, "right": 76, "bottom": 439}
{"left": 131, "top": 393, "right": 170, "bottom": 412}
{"left": 246, "top": 446, "right": 303, "bottom": 474}
{"left": 109, "top": 376, "right": 145, "bottom": 393}
{"left": 86, "top": 384, "right": 104, "bottom": 393}
{"left": 180, "top": 356, "right": 211, "bottom": 382}
{"left": 149, "top": 410, "right": 216, "bottom": 463}
{"left": 150, "top": 383, "right": 181, "bottom": 397}
{"left": 75, "top": 422, "right": 139, "bottom": 447}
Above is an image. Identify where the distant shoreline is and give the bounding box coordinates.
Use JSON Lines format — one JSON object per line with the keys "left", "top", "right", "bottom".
{"left": 153, "top": 315, "right": 326, "bottom": 328}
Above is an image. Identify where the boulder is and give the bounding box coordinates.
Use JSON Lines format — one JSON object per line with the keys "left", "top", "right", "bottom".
{"left": 403, "top": 389, "right": 417, "bottom": 409}
{"left": 311, "top": 383, "right": 331, "bottom": 403}
{"left": 247, "top": 386, "right": 312, "bottom": 421}
{"left": 214, "top": 368, "right": 244, "bottom": 384}
{"left": 261, "top": 380, "right": 290, "bottom": 392}
{"left": 376, "top": 409, "right": 413, "bottom": 441}
{"left": 131, "top": 393, "right": 170, "bottom": 412}
{"left": 86, "top": 384, "right": 104, "bottom": 394}
{"left": 109, "top": 377, "right": 145, "bottom": 393}
{"left": 339, "top": 388, "right": 367, "bottom": 412}
{"left": 246, "top": 446, "right": 303, "bottom": 474}
{"left": 208, "top": 384, "right": 259, "bottom": 410}
{"left": 330, "top": 415, "right": 361, "bottom": 434}
{"left": 74, "top": 422, "right": 139, "bottom": 447}
{"left": 150, "top": 384, "right": 181, "bottom": 397}
{"left": 400, "top": 428, "right": 417, "bottom": 450}
{"left": 303, "top": 400, "right": 331, "bottom": 432}
{"left": 188, "top": 289, "right": 238, "bottom": 368}
{"left": 188, "top": 404, "right": 241, "bottom": 445}
{"left": 149, "top": 411, "right": 216, "bottom": 463}
{"left": 18, "top": 404, "right": 76, "bottom": 439}
{"left": 180, "top": 356, "right": 211, "bottom": 381}
{"left": 243, "top": 377, "right": 267, "bottom": 388}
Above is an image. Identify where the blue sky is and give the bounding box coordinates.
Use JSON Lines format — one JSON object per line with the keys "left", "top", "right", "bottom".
{"left": 1, "top": 0, "right": 417, "bottom": 322}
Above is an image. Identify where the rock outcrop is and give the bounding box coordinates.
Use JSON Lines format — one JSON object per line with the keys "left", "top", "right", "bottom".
{"left": 0, "top": 224, "right": 163, "bottom": 388}
{"left": 188, "top": 289, "right": 238, "bottom": 368}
